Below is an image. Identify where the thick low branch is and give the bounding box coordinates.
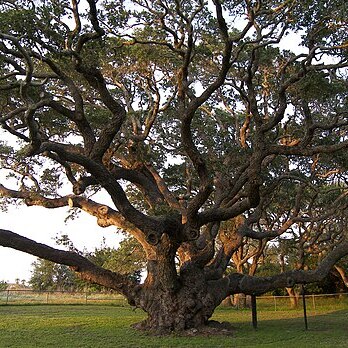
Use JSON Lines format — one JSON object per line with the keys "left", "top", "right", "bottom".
{"left": 39, "top": 142, "right": 169, "bottom": 244}
{"left": 0, "top": 229, "right": 137, "bottom": 299}
{"left": 227, "top": 240, "right": 348, "bottom": 295}
{"left": 0, "top": 183, "right": 154, "bottom": 252}
{"left": 67, "top": 196, "right": 153, "bottom": 254}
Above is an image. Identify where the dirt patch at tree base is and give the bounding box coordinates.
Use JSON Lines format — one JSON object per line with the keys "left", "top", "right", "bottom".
{"left": 132, "top": 320, "right": 235, "bottom": 337}
{"left": 183, "top": 320, "right": 235, "bottom": 337}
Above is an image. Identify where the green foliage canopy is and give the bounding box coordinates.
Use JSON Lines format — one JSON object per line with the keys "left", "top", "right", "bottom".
{"left": 0, "top": 0, "right": 347, "bottom": 332}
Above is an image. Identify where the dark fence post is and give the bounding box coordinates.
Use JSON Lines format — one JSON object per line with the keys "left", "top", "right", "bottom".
{"left": 301, "top": 284, "right": 308, "bottom": 330}
{"left": 251, "top": 294, "right": 257, "bottom": 330}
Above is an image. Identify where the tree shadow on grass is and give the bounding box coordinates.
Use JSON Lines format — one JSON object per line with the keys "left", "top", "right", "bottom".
{"left": 226, "top": 309, "right": 348, "bottom": 348}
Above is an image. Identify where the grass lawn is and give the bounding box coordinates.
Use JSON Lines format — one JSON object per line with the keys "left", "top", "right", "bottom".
{"left": 0, "top": 304, "right": 347, "bottom": 347}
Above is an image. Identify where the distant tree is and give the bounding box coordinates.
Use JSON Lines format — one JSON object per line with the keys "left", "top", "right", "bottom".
{"left": 29, "top": 236, "right": 145, "bottom": 291}
{"left": 0, "top": 280, "right": 8, "bottom": 291}
{"left": 29, "top": 259, "right": 77, "bottom": 291}
{"left": 90, "top": 237, "right": 146, "bottom": 284}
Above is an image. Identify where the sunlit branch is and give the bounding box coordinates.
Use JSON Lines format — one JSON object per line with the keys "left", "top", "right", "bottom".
{"left": 0, "top": 228, "right": 137, "bottom": 298}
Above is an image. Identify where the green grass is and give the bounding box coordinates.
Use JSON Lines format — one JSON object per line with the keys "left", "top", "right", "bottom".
{"left": 0, "top": 305, "right": 347, "bottom": 347}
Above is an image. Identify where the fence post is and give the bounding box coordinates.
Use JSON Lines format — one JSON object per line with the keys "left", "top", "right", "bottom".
{"left": 274, "top": 295, "right": 277, "bottom": 311}
{"left": 251, "top": 294, "right": 258, "bottom": 330}
{"left": 85, "top": 292, "right": 88, "bottom": 305}
{"left": 46, "top": 292, "right": 49, "bottom": 304}
{"left": 301, "top": 285, "right": 308, "bottom": 330}
{"left": 312, "top": 294, "right": 316, "bottom": 313}
{"left": 6, "top": 290, "right": 9, "bottom": 304}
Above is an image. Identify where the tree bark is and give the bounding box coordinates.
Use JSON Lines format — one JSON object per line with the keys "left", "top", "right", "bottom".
{"left": 334, "top": 265, "right": 348, "bottom": 288}
{"left": 134, "top": 263, "right": 224, "bottom": 332}
{"left": 221, "top": 295, "right": 233, "bottom": 307}
{"left": 233, "top": 293, "right": 247, "bottom": 308}
{"left": 286, "top": 287, "right": 299, "bottom": 308}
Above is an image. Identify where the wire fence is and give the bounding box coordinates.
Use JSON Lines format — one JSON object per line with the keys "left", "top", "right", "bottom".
{"left": 256, "top": 293, "right": 348, "bottom": 313}
{"left": 0, "top": 289, "right": 347, "bottom": 312}
{"left": 0, "top": 289, "right": 128, "bottom": 306}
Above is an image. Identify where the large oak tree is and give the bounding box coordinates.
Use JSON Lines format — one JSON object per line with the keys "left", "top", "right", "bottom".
{"left": 0, "top": 0, "right": 347, "bottom": 332}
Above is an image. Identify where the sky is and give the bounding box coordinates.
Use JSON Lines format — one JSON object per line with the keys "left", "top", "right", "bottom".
{"left": 0, "top": 199, "right": 121, "bottom": 284}
{"left": 0, "top": 121, "right": 123, "bottom": 284}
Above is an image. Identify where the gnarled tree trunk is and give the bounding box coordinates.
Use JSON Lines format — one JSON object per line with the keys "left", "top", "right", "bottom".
{"left": 136, "top": 267, "right": 221, "bottom": 332}
{"left": 132, "top": 236, "right": 225, "bottom": 332}
{"left": 134, "top": 275, "right": 218, "bottom": 332}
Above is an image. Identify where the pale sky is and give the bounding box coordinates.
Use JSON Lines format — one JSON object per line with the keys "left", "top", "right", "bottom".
{"left": 0, "top": 204, "right": 121, "bottom": 283}
{"left": 0, "top": 126, "right": 122, "bottom": 284}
